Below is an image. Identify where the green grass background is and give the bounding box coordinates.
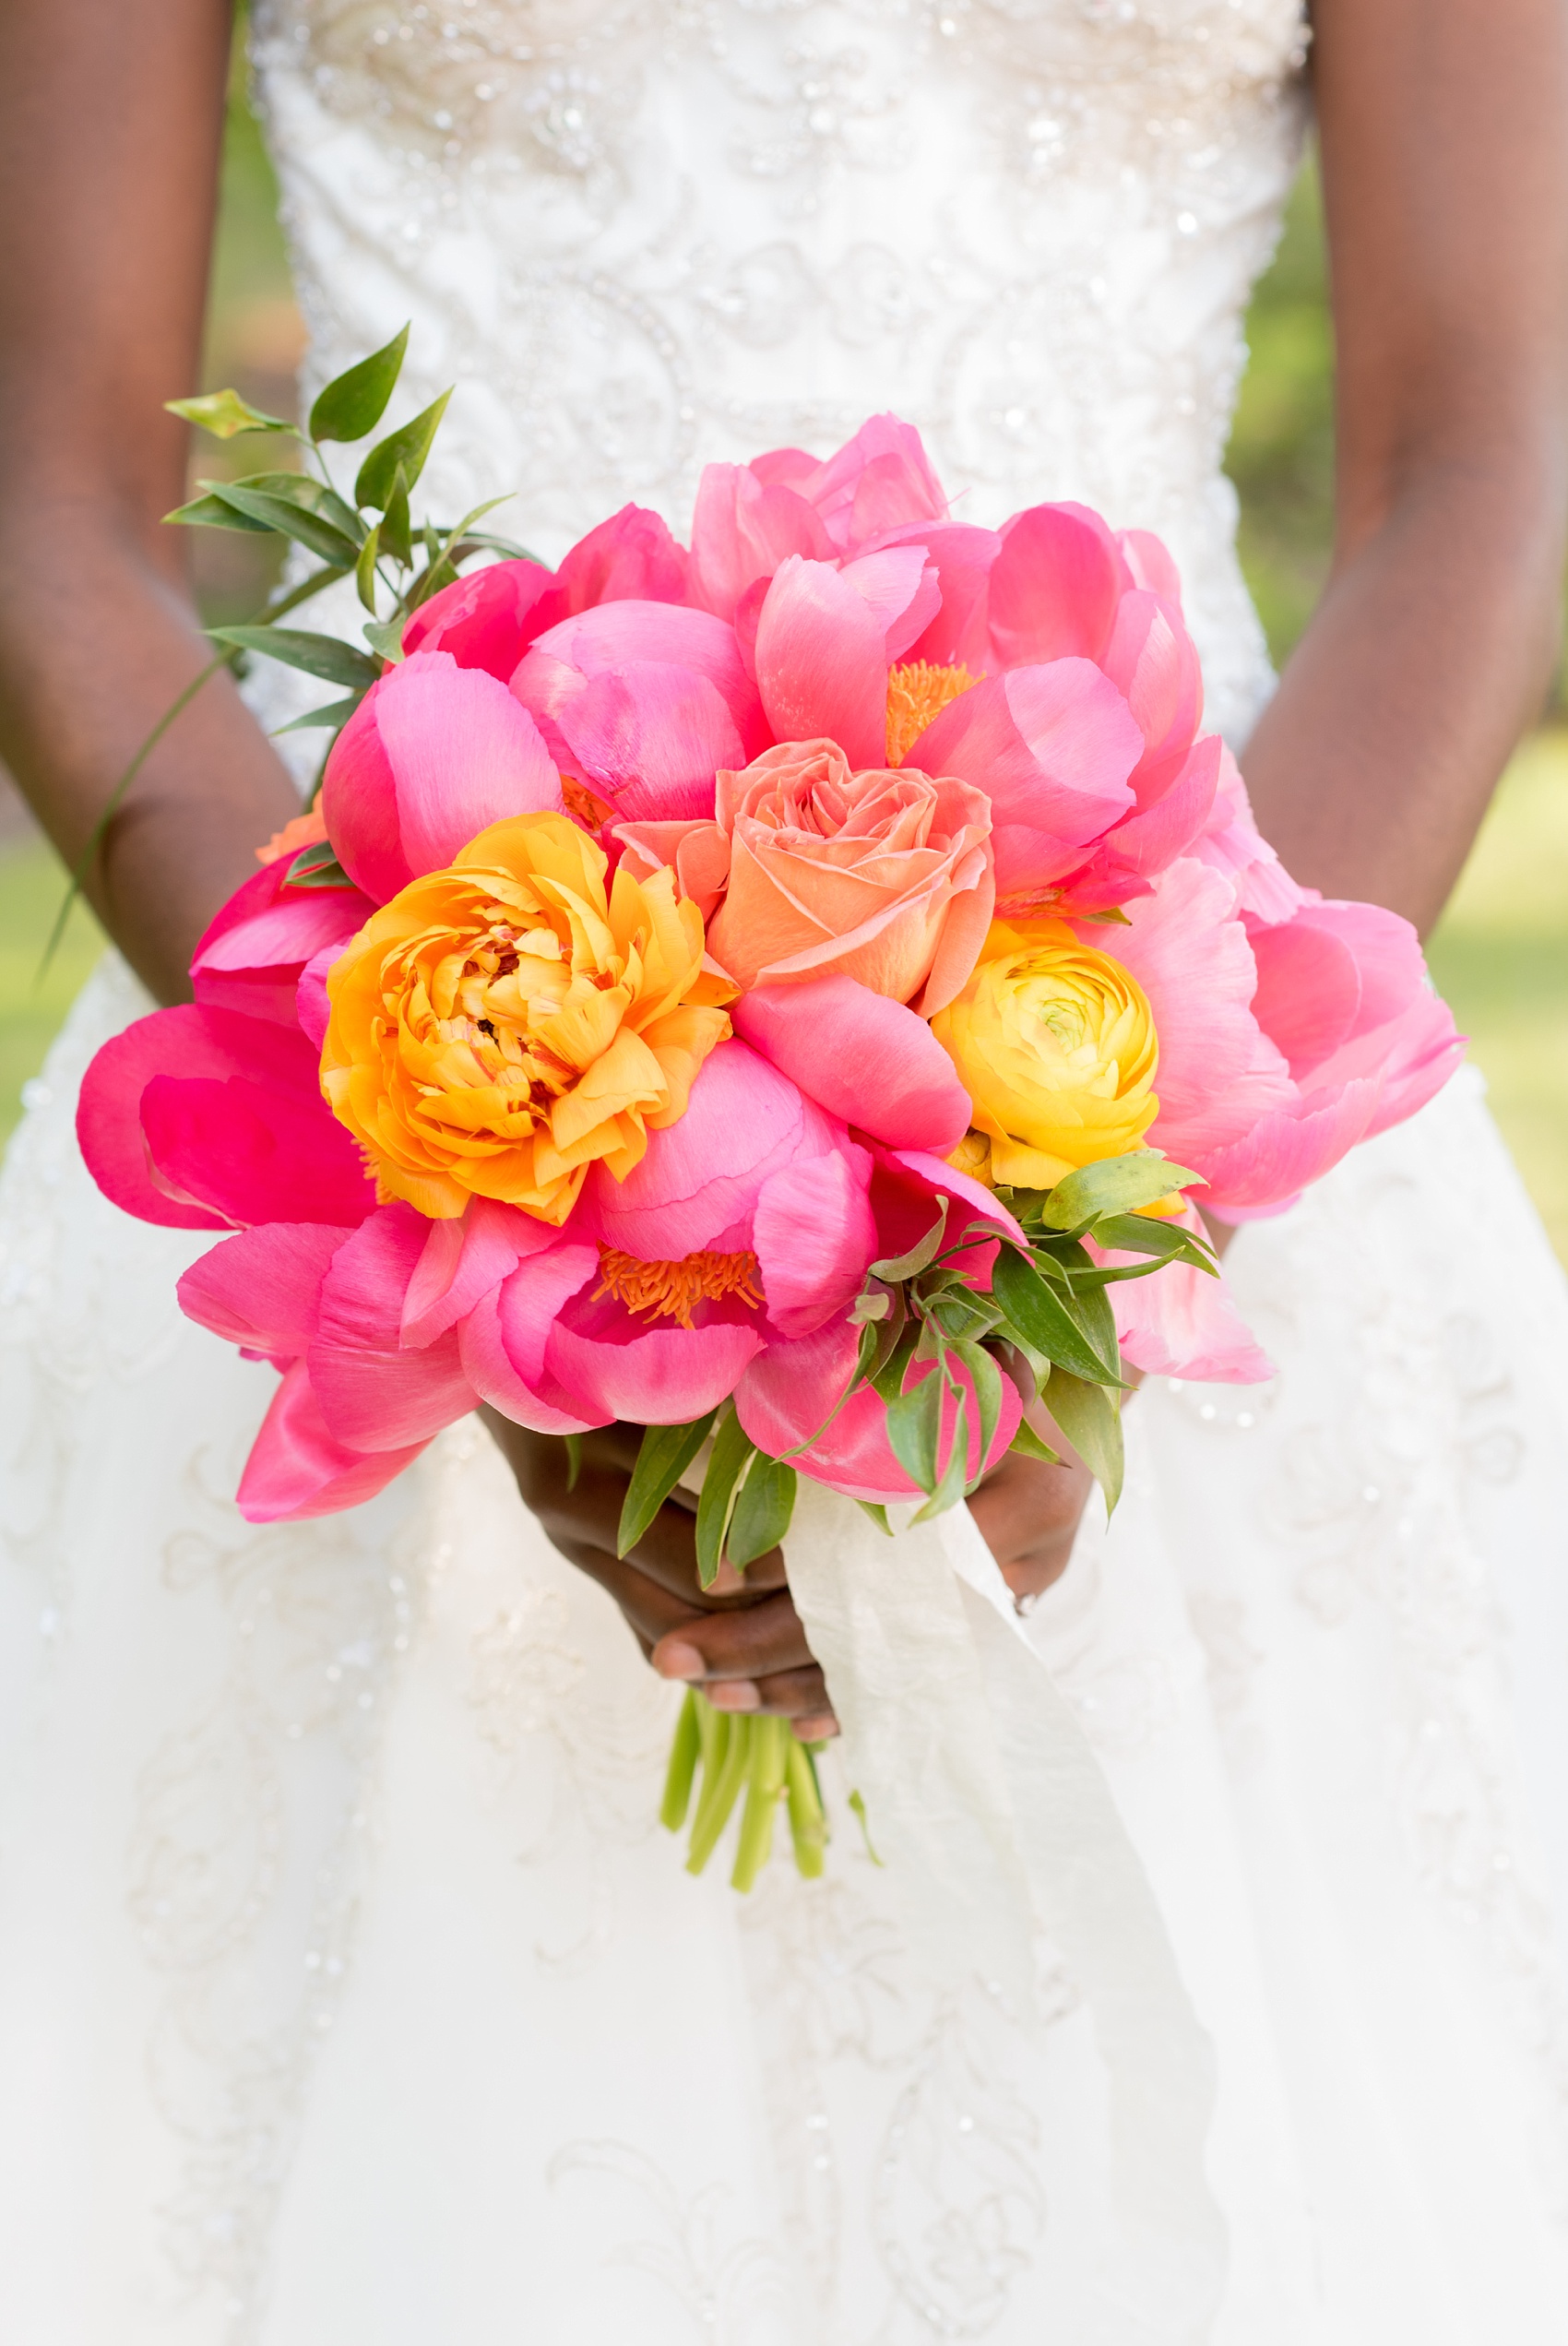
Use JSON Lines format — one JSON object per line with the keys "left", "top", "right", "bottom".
{"left": 4, "top": 85, "right": 1565, "bottom": 1258}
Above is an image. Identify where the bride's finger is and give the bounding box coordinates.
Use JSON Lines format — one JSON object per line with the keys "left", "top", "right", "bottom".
{"left": 648, "top": 1589, "right": 816, "bottom": 1687}
{"left": 712, "top": 1663, "right": 834, "bottom": 1723}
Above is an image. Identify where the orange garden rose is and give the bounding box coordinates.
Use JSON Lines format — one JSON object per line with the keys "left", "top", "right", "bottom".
{"left": 321, "top": 814, "right": 731, "bottom": 1222}
{"left": 615, "top": 737, "right": 994, "bottom": 1014}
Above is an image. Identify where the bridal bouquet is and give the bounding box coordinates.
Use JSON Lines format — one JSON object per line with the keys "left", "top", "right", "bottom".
{"left": 78, "top": 334, "right": 1462, "bottom": 1887}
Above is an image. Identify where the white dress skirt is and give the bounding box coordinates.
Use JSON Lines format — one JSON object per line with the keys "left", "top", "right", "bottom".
{"left": 6, "top": 2, "right": 1568, "bottom": 2338}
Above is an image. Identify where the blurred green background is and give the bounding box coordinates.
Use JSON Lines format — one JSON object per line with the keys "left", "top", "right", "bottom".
{"left": 3, "top": 76, "right": 1565, "bottom": 1257}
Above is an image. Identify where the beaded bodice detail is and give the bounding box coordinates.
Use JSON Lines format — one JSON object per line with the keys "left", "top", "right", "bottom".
{"left": 253, "top": 0, "right": 1309, "bottom": 738}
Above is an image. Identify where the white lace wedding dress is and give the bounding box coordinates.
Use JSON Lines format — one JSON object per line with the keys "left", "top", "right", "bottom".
{"left": 6, "top": 2, "right": 1568, "bottom": 2339}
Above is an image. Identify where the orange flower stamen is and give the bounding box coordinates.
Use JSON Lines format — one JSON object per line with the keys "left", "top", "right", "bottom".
{"left": 885, "top": 661, "right": 980, "bottom": 767}
{"left": 594, "top": 1244, "right": 765, "bottom": 1328}
{"left": 561, "top": 774, "right": 618, "bottom": 832}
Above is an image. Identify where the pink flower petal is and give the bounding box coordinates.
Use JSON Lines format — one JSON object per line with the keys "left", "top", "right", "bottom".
{"left": 732, "top": 978, "right": 973, "bottom": 1152}
{"left": 514, "top": 601, "right": 767, "bottom": 762}
{"left": 459, "top": 1263, "right": 606, "bottom": 1435}
{"left": 837, "top": 544, "right": 942, "bottom": 661}
{"left": 987, "top": 502, "right": 1131, "bottom": 668}
{"left": 753, "top": 1148, "right": 877, "bottom": 1337}
{"left": 191, "top": 858, "right": 373, "bottom": 1027}
{"left": 552, "top": 662, "right": 745, "bottom": 822}
{"left": 237, "top": 1360, "right": 429, "bottom": 1523}
{"left": 548, "top": 503, "right": 690, "bottom": 615}
{"left": 400, "top": 557, "right": 556, "bottom": 677}
{"left": 141, "top": 1069, "right": 375, "bottom": 1231}
{"left": 580, "top": 1039, "right": 825, "bottom": 1259}
{"left": 400, "top": 1197, "right": 565, "bottom": 1348}
{"left": 908, "top": 663, "right": 1142, "bottom": 895}
{"left": 308, "top": 1205, "right": 480, "bottom": 1450}
{"left": 1103, "top": 859, "right": 1294, "bottom": 1166}
{"left": 1200, "top": 1077, "right": 1384, "bottom": 1217}
{"left": 1095, "top": 1209, "right": 1272, "bottom": 1384}
{"left": 547, "top": 1294, "right": 765, "bottom": 1424}
{"left": 737, "top": 1322, "right": 1020, "bottom": 1503}
{"left": 794, "top": 416, "right": 949, "bottom": 554}
{"left": 689, "top": 463, "right": 834, "bottom": 621}
{"left": 753, "top": 557, "right": 888, "bottom": 770}
{"left": 177, "top": 1221, "right": 353, "bottom": 1361}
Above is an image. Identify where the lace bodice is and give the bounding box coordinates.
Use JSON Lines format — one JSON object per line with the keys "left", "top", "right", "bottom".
{"left": 251, "top": 0, "right": 1309, "bottom": 744}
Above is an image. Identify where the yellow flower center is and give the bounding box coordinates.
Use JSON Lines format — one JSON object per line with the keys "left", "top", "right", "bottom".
{"left": 593, "top": 1245, "right": 764, "bottom": 1328}
{"left": 885, "top": 661, "right": 980, "bottom": 767}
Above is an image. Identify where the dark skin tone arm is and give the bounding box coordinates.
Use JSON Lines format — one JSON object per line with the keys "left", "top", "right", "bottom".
{"left": 4, "top": 1, "right": 1564, "bottom": 1728}
{"left": 0, "top": 0, "right": 299, "bottom": 1006}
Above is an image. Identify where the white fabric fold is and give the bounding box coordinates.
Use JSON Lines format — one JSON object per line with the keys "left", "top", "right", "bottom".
{"left": 784, "top": 1475, "right": 1229, "bottom": 2341}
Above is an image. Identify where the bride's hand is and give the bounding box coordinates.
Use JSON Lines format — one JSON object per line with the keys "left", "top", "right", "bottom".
{"left": 482, "top": 1411, "right": 840, "bottom": 1741}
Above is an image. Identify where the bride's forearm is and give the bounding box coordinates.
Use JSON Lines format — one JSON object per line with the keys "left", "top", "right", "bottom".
{"left": 1240, "top": 458, "right": 1565, "bottom": 938}
{"left": 0, "top": 500, "right": 298, "bottom": 1006}
{"left": 1260, "top": 0, "right": 1568, "bottom": 941}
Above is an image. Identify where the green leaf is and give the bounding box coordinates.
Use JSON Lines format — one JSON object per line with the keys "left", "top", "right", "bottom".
{"left": 202, "top": 481, "right": 360, "bottom": 566}
{"left": 910, "top": 1389, "right": 970, "bottom": 1524}
{"left": 355, "top": 522, "right": 382, "bottom": 614}
{"left": 853, "top": 1499, "right": 894, "bottom": 1537}
{"left": 308, "top": 324, "right": 410, "bottom": 444}
{"left": 694, "top": 1404, "right": 756, "bottom": 1588}
{"left": 163, "top": 491, "right": 275, "bottom": 534}
{"left": 563, "top": 1432, "right": 583, "bottom": 1493}
{"left": 1090, "top": 1213, "right": 1217, "bottom": 1268}
{"left": 952, "top": 1340, "right": 1004, "bottom": 1471}
{"left": 271, "top": 691, "right": 365, "bottom": 737}
{"left": 870, "top": 1197, "right": 949, "bottom": 1282}
{"left": 727, "top": 1455, "right": 798, "bottom": 1568}
{"left": 992, "top": 1247, "right": 1125, "bottom": 1386}
{"left": 354, "top": 387, "right": 453, "bottom": 510}
{"left": 1043, "top": 1369, "right": 1124, "bottom": 1513}
{"left": 1008, "top": 1416, "right": 1063, "bottom": 1466}
{"left": 885, "top": 1365, "right": 944, "bottom": 1495}
{"left": 166, "top": 387, "right": 292, "bottom": 439}
{"left": 847, "top": 1789, "right": 884, "bottom": 1865}
{"left": 1078, "top": 904, "right": 1133, "bottom": 925}
{"left": 617, "top": 1414, "right": 717, "bottom": 1558}
{"left": 363, "top": 618, "right": 406, "bottom": 664}
{"left": 870, "top": 1324, "right": 920, "bottom": 1404}
{"left": 381, "top": 465, "right": 412, "bottom": 568}
{"left": 208, "top": 625, "right": 381, "bottom": 692}
{"left": 222, "top": 470, "right": 363, "bottom": 537}
{"left": 281, "top": 839, "right": 357, "bottom": 890}
{"left": 1039, "top": 1152, "right": 1201, "bottom": 1233}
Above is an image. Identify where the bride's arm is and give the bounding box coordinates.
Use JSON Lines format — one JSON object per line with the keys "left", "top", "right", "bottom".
{"left": 0, "top": 0, "right": 299, "bottom": 1006}
{"left": 1242, "top": 0, "right": 1568, "bottom": 931}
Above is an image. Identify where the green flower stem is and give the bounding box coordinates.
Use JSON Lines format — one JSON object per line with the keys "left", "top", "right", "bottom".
{"left": 684, "top": 1707, "right": 747, "bottom": 1876}
{"left": 785, "top": 1737, "right": 829, "bottom": 1878}
{"left": 659, "top": 1688, "right": 702, "bottom": 1832}
{"left": 731, "top": 1715, "right": 789, "bottom": 1893}
{"left": 661, "top": 1691, "right": 834, "bottom": 1888}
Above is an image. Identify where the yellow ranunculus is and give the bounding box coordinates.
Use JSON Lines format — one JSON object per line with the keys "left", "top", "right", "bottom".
{"left": 321, "top": 813, "right": 732, "bottom": 1223}
{"left": 931, "top": 916, "right": 1159, "bottom": 1188}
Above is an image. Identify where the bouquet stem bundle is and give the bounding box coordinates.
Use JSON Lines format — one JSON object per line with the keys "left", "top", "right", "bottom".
{"left": 660, "top": 1690, "right": 829, "bottom": 1890}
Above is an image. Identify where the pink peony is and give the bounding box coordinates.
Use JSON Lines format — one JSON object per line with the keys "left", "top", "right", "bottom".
{"left": 321, "top": 649, "right": 563, "bottom": 904}
{"left": 401, "top": 504, "right": 690, "bottom": 679}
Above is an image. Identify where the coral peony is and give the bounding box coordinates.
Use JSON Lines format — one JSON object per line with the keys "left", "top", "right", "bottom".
{"left": 320, "top": 813, "right": 731, "bottom": 1223}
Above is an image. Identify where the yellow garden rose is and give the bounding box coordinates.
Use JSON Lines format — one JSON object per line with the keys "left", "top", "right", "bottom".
{"left": 321, "top": 814, "right": 731, "bottom": 1222}
{"left": 931, "top": 916, "right": 1159, "bottom": 1188}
